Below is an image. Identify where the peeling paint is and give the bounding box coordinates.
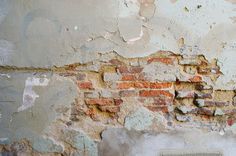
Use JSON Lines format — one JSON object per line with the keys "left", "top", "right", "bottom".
{"left": 18, "top": 76, "right": 49, "bottom": 112}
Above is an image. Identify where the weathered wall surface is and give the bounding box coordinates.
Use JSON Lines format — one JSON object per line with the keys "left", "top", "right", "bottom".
{"left": 1, "top": 0, "right": 236, "bottom": 156}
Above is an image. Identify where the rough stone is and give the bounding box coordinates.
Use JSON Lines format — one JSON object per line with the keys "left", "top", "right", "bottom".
{"left": 124, "top": 107, "right": 154, "bottom": 131}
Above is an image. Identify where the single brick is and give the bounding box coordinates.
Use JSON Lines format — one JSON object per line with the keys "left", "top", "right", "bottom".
{"left": 195, "top": 99, "right": 226, "bottom": 107}
{"left": 175, "top": 90, "right": 195, "bottom": 98}
{"left": 139, "top": 90, "right": 174, "bottom": 98}
{"left": 85, "top": 98, "right": 114, "bottom": 105}
{"left": 150, "top": 82, "right": 172, "bottom": 89}
{"left": 117, "top": 82, "right": 134, "bottom": 89}
{"left": 78, "top": 82, "right": 93, "bottom": 90}
{"left": 198, "top": 108, "right": 214, "bottom": 116}
{"left": 117, "top": 66, "right": 143, "bottom": 74}
{"left": 189, "top": 75, "right": 202, "bottom": 82}
{"left": 121, "top": 74, "right": 136, "bottom": 81}
{"left": 119, "top": 90, "right": 137, "bottom": 97}
{"left": 214, "top": 101, "right": 230, "bottom": 107}
{"left": 147, "top": 57, "right": 175, "bottom": 65}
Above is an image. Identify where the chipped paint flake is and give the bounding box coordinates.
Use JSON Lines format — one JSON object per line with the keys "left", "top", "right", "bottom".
{"left": 18, "top": 76, "right": 49, "bottom": 112}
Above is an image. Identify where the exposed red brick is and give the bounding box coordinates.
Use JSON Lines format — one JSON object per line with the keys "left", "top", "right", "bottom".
{"left": 117, "top": 82, "right": 134, "bottom": 89}
{"left": 150, "top": 82, "right": 172, "bottom": 89}
{"left": 139, "top": 90, "right": 174, "bottom": 98}
{"left": 85, "top": 98, "right": 114, "bottom": 105}
{"left": 198, "top": 108, "right": 214, "bottom": 116}
{"left": 227, "top": 118, "right": 235, "bottom": 126}
{"left": 114, "top": 99, "right": 123, "bottom": 106}
{"left": 134, "top": 81, "right": 150, "bottom": 88}
{"left": 78, "top": 82, "right": 93, "bottom": 90}
{"left": 121, "top": 74, "right": 136, "bottom": 81}
{"left": 189, "top": 75, "right": 202, "bottom": 82}
{"left": 147, "top": 57, "right": 174, "bottom": 65}
{"left": 118, "top": 66, "right": 143, "bottom": 74}
{"left": 119, "top": 90, "right": 136, "bottom": 97}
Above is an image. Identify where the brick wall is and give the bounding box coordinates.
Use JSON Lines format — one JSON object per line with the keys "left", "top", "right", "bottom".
{"left": 59, "top": 51, "right": 236, "bottom": 129}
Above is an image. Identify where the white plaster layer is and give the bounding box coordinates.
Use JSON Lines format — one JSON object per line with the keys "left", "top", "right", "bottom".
{"left": 18, "top": 76, "right": 49, "bottom": 112}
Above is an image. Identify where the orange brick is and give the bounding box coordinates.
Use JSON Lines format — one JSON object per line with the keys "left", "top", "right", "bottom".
{"left": 78, "top": 82, "right": 93, "bottom": 90}
{"left": 139, "top": 90, "right": 173, "bottom": 98}
{"left": 121, "top": 74, "right": 136, "bottom": 81}
{"left": 147, "top": 57, "right": 174, "bottom": 65}
{"left": 134, "top": 81, "right": 150, "bottom": 88}
{"left": 117, "top": 82, "right": 134, "bottom": 89}
{"left": 85, "top": 98, "right": 114, "bottom": 105}
{"left": 150, "top": 82, "right": 172, "bottom": 89}
{"left": 189, "top": 75, "right": 202, "bottom": 82}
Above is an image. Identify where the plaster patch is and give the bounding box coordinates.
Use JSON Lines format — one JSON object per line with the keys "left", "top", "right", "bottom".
{"left": 18, "top": 76, "right": 49, "bottom": 112}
